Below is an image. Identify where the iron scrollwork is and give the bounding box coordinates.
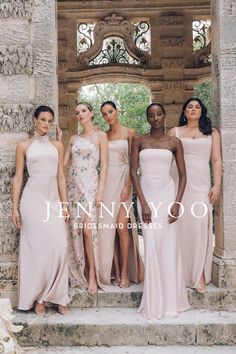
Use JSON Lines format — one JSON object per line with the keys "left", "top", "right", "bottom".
{"left": 133, "top": 22, "right": 150, "bottom": 53}
{"left": 77, "top": 23, "right": 95, "bottom": 55}
{"left": 193, "top": 20, "right": 211, "bottom": 64}
{"left": 90, "top": 37, "right": 139, "bottom": 65}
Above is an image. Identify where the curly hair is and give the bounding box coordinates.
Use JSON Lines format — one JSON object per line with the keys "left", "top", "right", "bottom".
{"left": 178, "top": 97, "right": 212, "bottom": 135}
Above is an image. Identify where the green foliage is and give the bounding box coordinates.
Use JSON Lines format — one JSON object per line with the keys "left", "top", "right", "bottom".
{"left": 78, "top": 83, "right": 151, "bottom": 134}
{"left": 194, "top": 81, "right": 212, "bottom": 118}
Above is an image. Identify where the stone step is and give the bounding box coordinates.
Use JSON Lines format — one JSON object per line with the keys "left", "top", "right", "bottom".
{"left": 23, "top": 345, "right": 236, "bottom": 354}
{"left": 14, "top": 308, "right": 236, "bottom": 347}
{"left": 69, "top": 283, "right": 236, "bottom": 310}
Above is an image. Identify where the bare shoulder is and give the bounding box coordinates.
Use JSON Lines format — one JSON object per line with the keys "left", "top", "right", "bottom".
{"left": 98, "top": 130, "right": 108, "bottom": 140}
{"left": 69, "top": 135, "right": 77, "bottom": 144}
{"left": 17, "top": 139, "right": 32, "bottom": 153}
{"left": 127, "top": 127, "right": 136, "bottom": 137}
{"left": 170, "top": 136, "right": 182, "bottom": 148}
{"left": 168, "top": 127, "right": 176, "bottom": 137}
{"left": 132, "top": 133, "right": 146, "bottom": 144}
{"left": 212, "top": 127, "right": 220, "bottom": 137}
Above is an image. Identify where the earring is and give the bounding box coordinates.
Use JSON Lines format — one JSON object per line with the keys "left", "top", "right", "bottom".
{"left": 164, "top": 118, "right": 167, "bottom": 133}
{"left": 184, "top": 115, "right": 187, "bottom": 122}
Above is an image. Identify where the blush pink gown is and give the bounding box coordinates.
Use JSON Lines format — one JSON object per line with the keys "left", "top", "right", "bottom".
{"left": 137, "top": 149, "right": 189, "bottom": 320}
{"left": 18, "top": 133, "right": 69, "bottom": 310}
{"left": 171, "top": 127, "right": 213, "bottom": 288}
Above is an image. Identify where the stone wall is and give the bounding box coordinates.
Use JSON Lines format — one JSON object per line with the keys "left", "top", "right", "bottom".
{"left": 0, "top": 0, "right": 58, "bottom": 306}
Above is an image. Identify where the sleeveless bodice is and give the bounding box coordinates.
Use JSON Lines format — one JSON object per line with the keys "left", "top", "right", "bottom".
{"left": 139, "top": 149, "right": 172, "bottom": 177}
{"left": 108, "top": 140, "right": 129, "bottom": 166}
{"left": 175, "top": 128, "right": 212, "bottom": 192}
{"left": 71, "top": 136, "right": 99, "bottom": 173}
{"left": 26, "top": 139, "right": 58, "bottom": 177}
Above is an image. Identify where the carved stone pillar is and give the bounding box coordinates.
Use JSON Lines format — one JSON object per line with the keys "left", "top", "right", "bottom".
{"left": 211, "top": 0, "right": 236, "bottom": 287}
{"left": 0, "top": 0, "right": 58, "bottom": 306}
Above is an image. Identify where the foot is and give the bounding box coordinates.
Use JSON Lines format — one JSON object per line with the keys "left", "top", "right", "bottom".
{"left": 195, "top": 281, "right": 206, "bottom": 293}
{"left": 58, "top": 305, "right": 69, "bottom": 315}
{"left": 35, "top": 302, "right": 46, "bottom": 315}
{"left": 120, "top": 278, "right": 130, "bottom": 288}
{"left": 88, "top": 276, "right": 98, "bottom": 294}
{"left": 113, "top": 277, "right": 121, "bottom": 286}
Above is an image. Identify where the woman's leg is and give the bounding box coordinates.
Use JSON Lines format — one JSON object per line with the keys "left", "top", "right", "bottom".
{"left": 117, "top": 205, "right": 130, "bottom": 287}
{"left": 83, "top": 213, "right": 97, "bottom": 293}
{"left": 113, "top": 232, "right": 121, "bottom": 285}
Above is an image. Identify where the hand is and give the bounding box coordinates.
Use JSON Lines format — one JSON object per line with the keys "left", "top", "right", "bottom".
{"left": 142, "top": 203, "right": 152, "bottom": 224}
{"left": 93, "top": 125, "right": 101, "bottom": 132}
{"left": 120, "top": 185, "right": 131, "bottom": 202}
{"left": 56, "top": 124, "right": 63, "bottom": 142}
{"left": 12, "top": 209, "right": 22, "bottom": 228}
{"left": 63, "top": 208, "right": 70, "bottom": 223}
{"left": 208, "top": 186, "right": 220, "bottom": 204}
{"left": 95, "top": 190, "right": 103, "bottom": 208}
{"left": 168, "top": 203, "right": 180, "bottom": 224}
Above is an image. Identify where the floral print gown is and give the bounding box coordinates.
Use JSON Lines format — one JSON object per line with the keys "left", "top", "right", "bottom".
{"left": 67, "top": 135, "right": 101, "bottom": 289}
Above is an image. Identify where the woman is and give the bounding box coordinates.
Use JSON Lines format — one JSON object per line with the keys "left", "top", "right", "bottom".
{"left": 59, "top": 102, "right": 108, "bottom": 294}
{"left": 169, "top": 97, "right": 222, "bottom": 293}
{"left": 12, "top": 105, "right": 69, "bottom": 315}
{"left": 130, "top": 103, "right": 189, "bottom": 319}
{"left": 98, "top": 101, "right": 144, "bottom": 287}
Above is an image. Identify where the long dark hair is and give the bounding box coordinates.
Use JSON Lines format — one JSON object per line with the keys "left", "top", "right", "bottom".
{"left": 179, "top": 97, "right": 212, "bottom": 135}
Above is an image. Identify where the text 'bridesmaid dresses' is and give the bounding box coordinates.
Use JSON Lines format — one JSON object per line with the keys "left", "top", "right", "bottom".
{"left": 172, "top": 127, "right": 213, "bottom": 288}
{"left": 67, "top": 136, "right": 102, "bottom": 289}
{"left": 18, "top": 132, "right": 69, "bottom": 310}
{"left": 137, "top": 149, "right": 189, "bottom": 320}
{"left": 98, "top": 140, "right": 144, "bottom": 285}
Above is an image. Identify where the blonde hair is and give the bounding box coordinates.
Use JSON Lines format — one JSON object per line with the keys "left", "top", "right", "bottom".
{"left": 75, "top": 102, "right": 94, "bottom": 120}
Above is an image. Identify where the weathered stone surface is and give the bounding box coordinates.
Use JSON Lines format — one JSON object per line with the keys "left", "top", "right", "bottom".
{"left": 14, "top": 308, "right": 236, "bottom": 346}
{"left": 0, "top": 104, "right": 34, "bottom": 134}
{"left": 32, "top": 0, "right": 55, "bottom": 23}
{"left": 0, "top": 76, "right": 30, "bottom": 103}
{"left": 0, "top": 0, "right": 33, "bottom": 19}
{"left": 0, "top": 45, "right": 34, "bottom": 75}
{"left": 0, "top": 21, "right": 30, "bottom": 46}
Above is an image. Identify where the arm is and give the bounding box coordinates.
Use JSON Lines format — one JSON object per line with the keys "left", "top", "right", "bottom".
{"left": 96, "top": 131, "right": 108, "bottom": 207}
{"left": 12, "top": 143, "right": 26, "bottom": 228}
{"left": 120, "top": 128, "right": 136, "bottom": 202}
{"left": 130, "top": 135, "right": 151, "bottom": 224}
{"left": 53, "top": 141, "right": 69, "bottom": 222}
{"left": 209, "top": 129, "right": 222, "bottom": 204}
{"left": 169, "top": 138, "right": 187, "bottom": 224}
{"left": 63, "top": 136, "right": 74, "bottom": 167}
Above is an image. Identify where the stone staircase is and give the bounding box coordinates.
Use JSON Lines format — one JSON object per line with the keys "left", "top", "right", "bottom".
{"left": 13, "top": 283, "right": 236, "bottom": 353}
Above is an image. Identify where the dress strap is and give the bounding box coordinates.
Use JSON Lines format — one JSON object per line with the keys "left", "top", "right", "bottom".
{"left": 175, "top": 127, "right": 179, "bottom": 138}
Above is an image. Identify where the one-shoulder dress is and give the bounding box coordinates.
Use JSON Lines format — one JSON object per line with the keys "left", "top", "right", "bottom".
{"left": 98, "top": 140, "right": 144, "bottom": 285}
{"left": 67, "top": 136, "right": 102, "bottom": 289}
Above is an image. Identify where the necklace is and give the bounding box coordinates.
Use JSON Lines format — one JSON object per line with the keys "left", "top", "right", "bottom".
{"left": 34, "top": 130, "right": 49, "bottom": 143}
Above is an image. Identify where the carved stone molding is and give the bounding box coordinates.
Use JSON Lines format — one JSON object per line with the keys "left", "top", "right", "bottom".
{"left": 0, "top": 0, "right": 33, "bottom": 20}
{"left": 0, "top": 45, "right": 34, "bottom": 75}
{"left": 0, "top": 104, "right": 34, "bottom": 133}
{"left": 160, "top": 15, "right": 184, "bottom": 26}
{"left": 163, "top": 81, "right": 185, "bottom": 91}
{"left": 222, "top": 0, "right": 236, "bottom": 15}
{"left": 77, "top": 14, "right": 150, "bottom": 67}
{"left": 162, "top": 58, "right": 185, "bottom": 69}
{"left": 161, "top": 37, "right": 185, "bottom": 48}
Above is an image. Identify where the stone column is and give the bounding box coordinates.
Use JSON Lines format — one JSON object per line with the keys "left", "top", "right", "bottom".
{"left": 0, "top": 0, "right": 58, "bottom": 306}
{"left": 211, "top": 0, "right": 236, "bottom": 287}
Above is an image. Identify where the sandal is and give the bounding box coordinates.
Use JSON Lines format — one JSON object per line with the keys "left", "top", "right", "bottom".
{"left": 195, "top": 281, "right": 206, "bottom": 294}
{"left": 58, "top": 305, "right": 69, "bottom": 315}
{"left": 113, "top": 278, "right": 121, "bottom": 286}
{"left": 35, "top": 302, "right": 46, "bottom": 315}
{"left": 120, "top": 278, "right": 130, "bottom": 288}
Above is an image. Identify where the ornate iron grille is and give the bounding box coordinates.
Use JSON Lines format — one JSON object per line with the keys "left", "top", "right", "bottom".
{"left": 90, "top": 37, "right": 139, "bottom": 65}
{"left": 77, "top": 23, "right": 95, "bottom": 55}
{"left": 193, "top": 20, "right": 211, "bottom": 63}
{"left": 133, "top": 22, "right": 150, "bottom": 52}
